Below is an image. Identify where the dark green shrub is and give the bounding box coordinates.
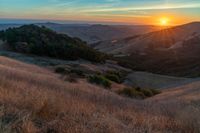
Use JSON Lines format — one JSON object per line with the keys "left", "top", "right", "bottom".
{"left": 88, "top": 75, "right": 111, "bottom": 88}
{"left": 105, "top": 73, "right": 120, "bottom": 83}
{"left": 104, "top": 70, "right": 127, "bottom": 83}
{"left": 118, "top": 88, "right": 145, "bottom": 99}
{"left": 141, "top": 89, "right": 154, "bottom": 97}
{"left": 118, "top": 87, "right": 161, "bottom": 99}
{"left": 55, "top": 67, "right": 66, "bottom": 74}
{"left": 150, "top": 88, "right": 161, "bottom": 95}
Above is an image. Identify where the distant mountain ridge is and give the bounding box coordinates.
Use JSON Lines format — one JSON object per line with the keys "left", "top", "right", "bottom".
{"left": 0, "top": 24, "right": 21, "bottom": 31}
{"left": 35, "top": 23, "right": 160, "bottom": 44}
{"left": 0, "top": 23, "right": 160, "bottom": 44}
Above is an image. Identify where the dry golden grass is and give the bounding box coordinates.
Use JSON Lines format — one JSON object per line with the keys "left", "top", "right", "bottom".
{"left": 0, "top": 56, "right": 199, "bottom": 133}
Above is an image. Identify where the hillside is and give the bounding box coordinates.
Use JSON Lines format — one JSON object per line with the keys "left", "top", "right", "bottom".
{"left": 0, "top": 25, "right": 106, "bottom": 62}
{"left": 96, "top": 22, "right": 200, "bottom": 77}
{"left": 0, "top": 22, "right": 199, "bottom": 133}
{"left": 94, "top": 22, "right": 200, "bottom": 54}
{"left": 0, "top": 50, "right": 193, "bottom": 89}
{"left": 0, "top": 55, "right": 199, "bottom": 132}
{"left": 116, "top": 49, "right": 200, "bottom": 77}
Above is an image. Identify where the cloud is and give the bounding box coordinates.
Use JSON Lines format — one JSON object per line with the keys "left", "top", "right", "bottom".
{"left": 82, "top": 3, "right": 200, "bottom": 13}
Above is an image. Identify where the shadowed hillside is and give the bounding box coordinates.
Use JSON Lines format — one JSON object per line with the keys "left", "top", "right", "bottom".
{"left": 104, "top": 22, "right": 200, "bottom": 77}
{"left": 0, "top": 25, "right": 106, "bottom": 62}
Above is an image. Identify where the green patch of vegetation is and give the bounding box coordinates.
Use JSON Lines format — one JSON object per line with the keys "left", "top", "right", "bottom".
{"left": 104, "top": 70, "right": 126, "bottom": 83}
{"left": 0, "top": 25, "right": 107, "bottom": 63}
{"left": 88, "top": 75, "right": 111, "bottom": 88}
{"left": 55, "top": 66, "right": 85, "bottom": 78}
{"left": 105, "top": 73, "right": 120, "bottom": 83}
{"left": 118, "top": 87, "right": 161, "bottom": 99}
{"left": 149, "top": 88, "right": 161, "bottom": 95}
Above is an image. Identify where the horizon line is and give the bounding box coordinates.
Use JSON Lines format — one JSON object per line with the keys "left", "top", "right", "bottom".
{"left": 0, "top": 18, "right": 199, "bottom": 26}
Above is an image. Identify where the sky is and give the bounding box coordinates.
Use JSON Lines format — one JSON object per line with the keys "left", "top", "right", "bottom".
{"left": 0, "top": 0, "right": 200, "bottom": 25}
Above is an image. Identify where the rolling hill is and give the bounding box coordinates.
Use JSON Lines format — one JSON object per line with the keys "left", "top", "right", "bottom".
{"left": 0, "top": 24, "right": 106, "bottom": 62}
{"left": 94, "top": 22, "right": 200, "bottom": 55}
{"left": 0, "top": 54, "right": 199, "bottom": 132}
{"left": 94, "top": 22, "right": 200, "bottom": 77}
{"left": 0, "top": 21, "right": 199, "bottom": 132}
{"left": 38, "top": 23, "right": 160, "bottom": 44}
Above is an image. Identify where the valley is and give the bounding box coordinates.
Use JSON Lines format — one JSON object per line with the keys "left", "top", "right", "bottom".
{"left": 0, "top": 22, "right": 199, "bottom": 132}
{"left": 92, "top": 22, "right": 200, "bottom": 77}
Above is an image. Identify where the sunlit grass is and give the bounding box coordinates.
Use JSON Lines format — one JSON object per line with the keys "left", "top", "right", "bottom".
{"left": 0, "top": 56, "right": 199, "bottom": 132}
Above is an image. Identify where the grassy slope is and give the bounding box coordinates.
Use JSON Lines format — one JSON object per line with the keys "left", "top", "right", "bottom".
{"left": 0, "top": 56, "right": 200, "bottom": 133}
{"left": 0, "top": 50, "right": 193, "bottom": 90}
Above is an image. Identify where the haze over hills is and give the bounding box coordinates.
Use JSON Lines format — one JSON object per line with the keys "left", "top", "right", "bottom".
{"left": 0, "top": 22, "right": 160, "bottom": 44}
{"left": 38, "top": 23, "right": 160, "bottom": 44}
{"left": 0, "top": 24, "right": 21, "bottom": 31}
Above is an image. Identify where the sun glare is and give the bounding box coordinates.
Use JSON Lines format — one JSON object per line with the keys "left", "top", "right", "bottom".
{"left": 159, "top": 17, "right": 170, "bottom": 26}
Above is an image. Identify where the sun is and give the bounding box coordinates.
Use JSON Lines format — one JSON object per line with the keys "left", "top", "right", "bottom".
{"left": 159, "top": 17, "right": 170, "bottom": 26}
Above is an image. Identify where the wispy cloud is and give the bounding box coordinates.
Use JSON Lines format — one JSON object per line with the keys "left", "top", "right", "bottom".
{"left": 82, "top": 3, "right": 200, "bottom": 13}
{"left": 0, "top": 0, "right": 200, "bottom": 24}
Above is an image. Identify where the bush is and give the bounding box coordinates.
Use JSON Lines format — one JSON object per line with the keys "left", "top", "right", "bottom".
{"left": 104, "top": 70, "right": 127, "bottom": 83}
{"left": 150, "top": 88, "right": 161, "bottom": 95}
{"left": 88, "top": 75, "right": 111, "bottom": 88}
{"left": 105, "top": 73, "right": 121, "bottom": 83}
{"left": 141, "top": 89, "right": 154, "bottom": 97}
{"left": 118, "top": 87, "right": 161, "bottom": 99}
{"left": 55, "top": 67, "right": 66, "bottom": 74}
{"left": 118, "top": 88, "right": 145, "bottom": 99}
